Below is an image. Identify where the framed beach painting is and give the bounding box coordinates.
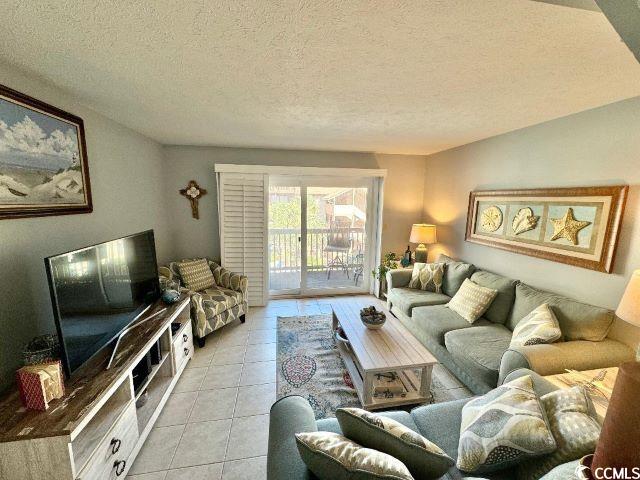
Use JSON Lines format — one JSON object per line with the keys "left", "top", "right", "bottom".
{"left": 465, "top": 186, "right": 628, "bottom": 273}
{"left": 0, "top": 84, "right": 91, "bottom": 219}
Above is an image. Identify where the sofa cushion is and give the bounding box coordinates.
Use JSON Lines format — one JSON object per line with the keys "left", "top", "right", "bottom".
{"left": 408, "top": 262, "right": 445, "bottom": 292}
{"left": 470, "top": 271, "right": 518, "bottom": 325}
{"left": 507, "top": 283, "right": 614, "bottom": 341}
{"left": 412, "top": 305, "right": 492, "bottom": 346}
{"left": 445, "top": 324, "right": 512, "bottom": 388}
{"left": 438, "top": 254, "right": 476, "bottom": 297}
{"left": 448, "top": 279, "right": 498, "bottom": 324}
{"left": 510, "top": 303, "right": 562, "bottom": 348}
{"left": 201, "top": 287, "right": 239, "bottom": 314}
{"left": 177, "top": 258, "right": 216, "bottom": 291}
{"left": 517, "top": 386, "right": 600, "bottom": 480}
{"left": 388, "top": 287, "right": 450, "bottom": 316}
{"left": 217, "top": 286, "right": 244, "bottom": 304}
{"left": 457, "top": 375, "right": 556, "bottom": 474}
{"left": 317, "top": 410, "right": 420, "bottom": 435}
{"left": 295, "top": 432, "right": 414, "bottom": 480}
{"left": 336, "top": 408, "right": 455, "bottom": 480}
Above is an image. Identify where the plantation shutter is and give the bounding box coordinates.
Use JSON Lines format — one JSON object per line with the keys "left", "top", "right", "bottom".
{"left": 217, "top": 172, "right": 267, "bottom": 306}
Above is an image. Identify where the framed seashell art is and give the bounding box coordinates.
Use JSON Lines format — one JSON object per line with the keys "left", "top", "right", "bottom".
{"left": 465, "top": 186, "right": 628, "bottom": 273}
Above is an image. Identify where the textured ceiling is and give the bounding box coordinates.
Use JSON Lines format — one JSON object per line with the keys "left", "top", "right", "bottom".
{"left": 1, "top": 1, "right": 639, "bottom": 154}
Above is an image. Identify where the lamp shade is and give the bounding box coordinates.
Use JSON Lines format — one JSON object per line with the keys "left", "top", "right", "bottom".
{"left": 410, "top": 224, "right": 437, "bottom": 245}
{"left": 616, "top": 270, "right": 640, "bottom": 327}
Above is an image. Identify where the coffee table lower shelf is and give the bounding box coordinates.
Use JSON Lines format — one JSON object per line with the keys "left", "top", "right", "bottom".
{"left": 336, "top": 339, "right": 433, "bottom": 411}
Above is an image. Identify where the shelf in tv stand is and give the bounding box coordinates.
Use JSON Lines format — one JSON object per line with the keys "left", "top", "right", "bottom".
{"left": 0, "top": 295, "right": 192, "bottom": 480}
{"left": 134, "top": 350, "right": 171, "bottom": 401}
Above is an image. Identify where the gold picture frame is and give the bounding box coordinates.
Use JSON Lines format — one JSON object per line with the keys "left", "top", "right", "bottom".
{"left": 465, "top": 186, "right": 628, "bottom": 273}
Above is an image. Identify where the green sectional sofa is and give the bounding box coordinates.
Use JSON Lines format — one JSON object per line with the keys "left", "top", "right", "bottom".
{"left": 267, "top": 369, "right": 579, "bottom": 480}
{"left": 386, "top": 255, "right": 634, "bottom": 394}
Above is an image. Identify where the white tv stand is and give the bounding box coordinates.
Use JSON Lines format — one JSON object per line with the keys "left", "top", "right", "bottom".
{"left": 0, "top": 296, "right": 193, "bottom": 480}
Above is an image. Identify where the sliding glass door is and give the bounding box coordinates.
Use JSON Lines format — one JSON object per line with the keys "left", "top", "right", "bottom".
{"left": 268, "top": 176, "right": 374, "bottom": 296}
{"left": 268, "top": 183, "right": 301, "bottom": 293}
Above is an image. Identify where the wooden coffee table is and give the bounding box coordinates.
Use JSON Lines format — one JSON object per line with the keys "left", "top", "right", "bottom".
{"left": 331, "top": 302, "right": 437, "bottom": 410}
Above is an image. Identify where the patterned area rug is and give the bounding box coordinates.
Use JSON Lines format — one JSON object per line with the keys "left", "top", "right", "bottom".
{"left": 276, "top": 314, "right": 471, "bottom": 419}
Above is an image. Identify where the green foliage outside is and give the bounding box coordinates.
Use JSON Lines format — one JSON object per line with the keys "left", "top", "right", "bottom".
{"left": 269, "top": 198, "right": 326, "bottom": 229}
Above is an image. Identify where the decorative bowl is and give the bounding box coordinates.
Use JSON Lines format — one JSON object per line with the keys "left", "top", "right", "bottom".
{"left": 360, "top": 306, "right": 386, "bottom": 329}
{"left": 162, "top": 289, "right": 181, "bottom": 304}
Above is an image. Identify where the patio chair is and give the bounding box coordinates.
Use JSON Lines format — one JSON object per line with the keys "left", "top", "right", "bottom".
{"left": 352, "top": 252, "right": 364, "bottom": 285}
{"left": 324, "top": 224, "right": 351, "bottom": 279}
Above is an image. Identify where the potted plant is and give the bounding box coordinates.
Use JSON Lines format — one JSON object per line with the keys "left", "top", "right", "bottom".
{"left": 371, "top": 252, "right": 400, "bottom": 298}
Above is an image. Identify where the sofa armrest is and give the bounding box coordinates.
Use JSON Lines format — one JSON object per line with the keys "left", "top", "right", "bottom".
{"left": 498, "top": 339, "right": 635, "bottom": 384}
{"left": 212, "top": 262, "right": 248, "bottom": 296}
{"left": 187, "top": 291, "right": 209, "bottom": 338}
{"left": 386, "top": 269, "right": 412, "bottom": 289}
{"left": 267, "top": 396, "right": 317, "bottom": 480}
{"left": 158, "top": 266, "right": 173, "bottom": 281}
{"left": 502, "top": 368, "right": 562, "bottom": 397}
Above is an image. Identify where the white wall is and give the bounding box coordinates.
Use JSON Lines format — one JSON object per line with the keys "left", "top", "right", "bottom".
{"left": 0, "top": 63, "right": 171, "bottom": 390}
{"left": 422, "top": 96, "right": 640, "bottom": 316}
{"left": 162, "top": 146, "right": 427, "bottom": 262}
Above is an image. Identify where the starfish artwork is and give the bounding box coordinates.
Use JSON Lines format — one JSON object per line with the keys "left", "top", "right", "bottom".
{"left": 179, "top": 180, "right": 207, "bottom": 219}
{"left": 549, "top": 207, "right": 591, "bottom": 245}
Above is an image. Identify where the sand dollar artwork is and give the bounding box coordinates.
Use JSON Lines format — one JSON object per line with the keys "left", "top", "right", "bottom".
{"left": 512, "top": 207, "right": 540, "bottom": 235}
{"left": 480, "top": 205, "right": 503, "bottom": 232}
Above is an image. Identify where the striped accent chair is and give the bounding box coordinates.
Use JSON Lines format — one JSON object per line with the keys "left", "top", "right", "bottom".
{"left": 159, "top": 258, "right": 249, "bottom": 346}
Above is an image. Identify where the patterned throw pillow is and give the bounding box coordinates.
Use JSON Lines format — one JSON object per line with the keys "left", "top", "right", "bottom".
{"left": 295, "top": 432, "right": 413, "bottom": 480}
{"left": 511, "top": 304, "right": 562, "bottom": 348}
{"left": 177, "top": 258, "right": 216, "bottom": 292}
{"left": 447, "top": 278, "right": 498, "bottom": 323}
{"left": 337, "top": 408, "right": 454, "bottom": 480}
{"left": 408, "top": 263, "right": 445, "bottom": 293}
{"left": 517, "top": 386, "right": 600, "bottom": 480}
{"left": 457, "top": 375, "right": 557, "bottom": 474}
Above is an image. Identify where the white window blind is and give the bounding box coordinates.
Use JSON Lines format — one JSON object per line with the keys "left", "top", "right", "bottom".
{"left": 217, "top": 172, "right": 267, "bottom": 306}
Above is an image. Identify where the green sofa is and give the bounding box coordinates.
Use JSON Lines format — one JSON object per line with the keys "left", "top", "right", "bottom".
{"left": 267, "top": 369, "right": 580, "bottom": 480}
{"left": 386, "top": 255, "right": 634, "bottom": 394}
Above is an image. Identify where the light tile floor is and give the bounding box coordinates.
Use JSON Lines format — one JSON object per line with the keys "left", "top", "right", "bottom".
{"left": 127, "top": 297, "right": 314, "bottom": 480}
{"left": 128, "top": 295, "right": 471, "bottom": 480}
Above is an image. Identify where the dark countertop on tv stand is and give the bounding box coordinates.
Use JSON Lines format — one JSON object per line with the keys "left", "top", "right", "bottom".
{"left": 0, "top": 295, "right": 190, "bottom": 443}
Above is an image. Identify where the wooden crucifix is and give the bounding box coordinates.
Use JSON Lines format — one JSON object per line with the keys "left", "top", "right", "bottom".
{"left": 179, "top": 180, "right": 207, "bottom": 219}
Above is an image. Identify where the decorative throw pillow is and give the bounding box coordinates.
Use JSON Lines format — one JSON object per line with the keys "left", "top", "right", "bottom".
{"left": 295, "top": 432, "right": 414, "bottom": 480}
{"left": 408, "top": 262, "right": 446, "bottom": 293}
{"left": 457, "top": 375, "right": 556, "bottom": 474}
{"left": 177, "top": 258, "right": 216, "bottom": 291}
{"left": 517, "top": 386, "right": 600, "bottom": 480}
{"left": 447, "top": 278, "right": 498, "bottom": 323}
{"left": 336, "top": 408, "right": 454, "bottom": 480}
{"left": 510, "top": 304, "right": 562, "bottom": 348}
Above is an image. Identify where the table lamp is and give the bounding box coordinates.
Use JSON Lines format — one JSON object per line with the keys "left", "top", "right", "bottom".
{"left": 615, "top": 269, "right": 640, "bottom": 359}
{"left": 410, "top": 224, "right": 437, "bottom": 263}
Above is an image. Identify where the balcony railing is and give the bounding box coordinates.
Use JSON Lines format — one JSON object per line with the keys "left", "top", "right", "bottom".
{"left": 268, "top": 227, "right": 366, "bottom": 273}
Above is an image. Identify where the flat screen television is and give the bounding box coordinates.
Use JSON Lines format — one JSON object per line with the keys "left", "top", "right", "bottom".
{"left": 45, "top": 230, "right": 161, "bottom": 377}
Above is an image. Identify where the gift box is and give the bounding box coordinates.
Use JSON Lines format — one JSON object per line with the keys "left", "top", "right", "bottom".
{"left": 16, "top": 361, "right": 65, "bottom": 411}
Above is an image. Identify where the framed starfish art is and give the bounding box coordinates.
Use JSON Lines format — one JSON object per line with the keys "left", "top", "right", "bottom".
{"left": 465, "top": 186, "right": 628, "bottom": 273}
